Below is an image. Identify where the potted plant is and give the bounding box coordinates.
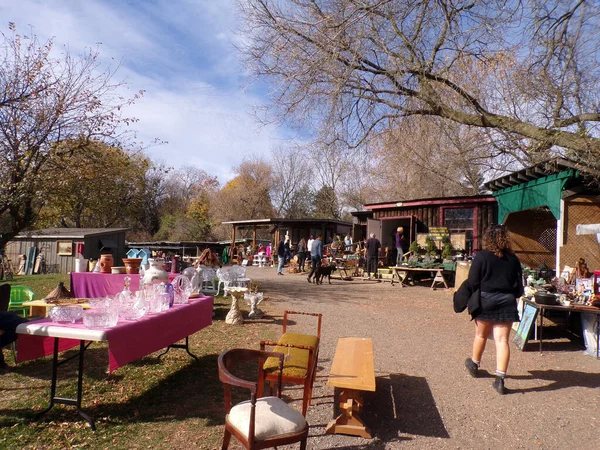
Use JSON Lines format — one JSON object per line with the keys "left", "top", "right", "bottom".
{"left": 425, "top": 236, "right": 438, "bottom": 257}
{"left": 442, "top": 243, "right": 453, "bottom": 262}
{"left": 409, "top": 240, "right": 422, "bottom": 255}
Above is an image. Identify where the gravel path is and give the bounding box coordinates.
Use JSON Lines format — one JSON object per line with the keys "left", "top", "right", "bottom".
{"left": 241, "top": 266, "right": 600, "bottom": 450}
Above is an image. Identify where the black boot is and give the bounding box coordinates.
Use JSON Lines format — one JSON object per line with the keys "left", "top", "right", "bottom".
{"left": 492, "top": 376, "right": 506, "bottom": 395}
{"left": 464, "top": 358, "right": 479, "bottom": 378}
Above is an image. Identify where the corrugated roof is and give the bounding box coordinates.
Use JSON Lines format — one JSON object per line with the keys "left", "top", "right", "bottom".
{"left": 15, "top": 228, "right": 129, "bottom": 239}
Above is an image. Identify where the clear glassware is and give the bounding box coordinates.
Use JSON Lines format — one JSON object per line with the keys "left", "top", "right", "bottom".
{"left": 118, "top": 276, "right": 147, "bottom": 320}
{"left": 83, "top": 309, "right": 111, "bottom": 328}
{"left": 172, "top": 275, "right": 191, "bottom": 305}
{"left": 49, "top": 305, "right": 84, "bottom": 324}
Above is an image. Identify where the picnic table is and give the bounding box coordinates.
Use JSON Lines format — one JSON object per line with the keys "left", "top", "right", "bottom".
{"left": 16, "top": 296, "right": 213, "bottom": 430}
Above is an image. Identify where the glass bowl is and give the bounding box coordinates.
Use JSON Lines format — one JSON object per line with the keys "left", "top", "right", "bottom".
{"left": 83, "top": 309, "right": 111, "bottom": 328}
{"left": 49, "top": 305, "right": 84, "bottom": 324}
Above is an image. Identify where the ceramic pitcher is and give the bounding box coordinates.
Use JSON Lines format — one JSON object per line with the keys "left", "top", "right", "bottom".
{"left": 143, "top": 258, "right": 169, "bottom": 285}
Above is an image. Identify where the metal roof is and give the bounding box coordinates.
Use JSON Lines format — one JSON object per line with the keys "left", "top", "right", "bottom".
{"left": 222, "top": 218, "right": 352, "bottom": 227}
{"left": 14, "top": 228, "right": 129, "bottom": 239}
{"left": 483, "top": 157, "right": 599, "bottom": 192}
{"left": 359, "top": 195, "right": 495, "bottom": 211}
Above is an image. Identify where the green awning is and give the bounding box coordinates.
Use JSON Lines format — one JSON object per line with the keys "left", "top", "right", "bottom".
{"left": 493, "top": 170, "right": 577, "bottom": 223}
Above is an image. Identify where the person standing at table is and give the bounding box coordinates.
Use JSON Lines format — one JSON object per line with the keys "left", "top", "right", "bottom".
{"left": 365, "top": 233, "right": 381, "bottom": 279}
{"left": 464, "top": 224, "right": 524, "bottom": 395}
{"left": 307, "top": 235, "right": 323, "bottom": 283}
{"left": 395, "top": 227, "right": 406, "bottom": 266}
{"left": 0, "top": 312, "right": 28, "bottom": 373}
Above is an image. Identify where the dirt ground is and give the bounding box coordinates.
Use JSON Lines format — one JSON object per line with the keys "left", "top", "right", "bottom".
{"left": 242, "top": 266, "right": 600, "bottom": 450}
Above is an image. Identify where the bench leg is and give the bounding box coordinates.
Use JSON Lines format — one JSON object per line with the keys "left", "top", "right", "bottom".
{"left": 326, "top": 388, "right": 372, "bottom": 439}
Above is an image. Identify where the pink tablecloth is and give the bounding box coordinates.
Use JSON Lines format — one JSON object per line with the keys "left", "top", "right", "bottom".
{"left": 70, "top": 272, "right": 178, "bottom": 298}
{"left": 18, "top": 296, "right": 213, "bottom": 373}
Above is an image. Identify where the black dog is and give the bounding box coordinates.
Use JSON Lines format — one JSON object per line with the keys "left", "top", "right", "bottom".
{"left": 314, "top": 264, "right": 336, "bottom": 285}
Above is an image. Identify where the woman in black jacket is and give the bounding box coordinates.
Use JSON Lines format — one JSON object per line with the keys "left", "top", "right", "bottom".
{"left": 465, "top": 225, "right": 524, "bottom": 395}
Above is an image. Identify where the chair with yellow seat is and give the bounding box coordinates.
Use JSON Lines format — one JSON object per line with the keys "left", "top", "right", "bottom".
{"left": 8, "top": 285, "right": 34, "bottom": 317}
{"left": 259, "top": 310, "right": 322, "bottom": 416}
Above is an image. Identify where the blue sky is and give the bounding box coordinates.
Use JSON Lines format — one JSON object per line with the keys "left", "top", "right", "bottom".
{"left": 0, "top": 0, "right": 285, "bottom": 181}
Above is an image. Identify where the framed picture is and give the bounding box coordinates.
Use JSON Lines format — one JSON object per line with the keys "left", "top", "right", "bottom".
{"left": 57, "top": 240, "right": 73, "bottom": 256}
{"left": 514, "top": 302, "right": 539, "bottom": 350}
{"left": 575, "top": 277, "right": 593, "bottom": 293}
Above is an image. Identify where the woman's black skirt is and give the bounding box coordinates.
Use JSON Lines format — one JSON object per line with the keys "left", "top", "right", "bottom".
{"left": 473, "top": 291, "right": 520, "bottom": 323}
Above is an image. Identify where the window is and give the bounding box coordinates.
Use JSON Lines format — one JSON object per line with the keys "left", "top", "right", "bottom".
{"left": 443, "top": 208, "right": 474, "bottom": 232}
{"left": 444, "top": 208, "right": 475, "bottom": 253}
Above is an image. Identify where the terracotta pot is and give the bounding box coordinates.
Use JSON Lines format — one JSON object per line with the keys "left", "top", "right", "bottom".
{"left": 122, "top": 258, "right": 143, "bottom": 275}
{"left": 99, "top": 254, "right": 114, "bottom": 274}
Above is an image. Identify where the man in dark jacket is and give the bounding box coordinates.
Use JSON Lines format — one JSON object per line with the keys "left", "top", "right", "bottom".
{"left": 365, "top": 233, "right": 381, "bottom": 279}
{"left": 276, "top": 238, "right": 286, "bottom": 275}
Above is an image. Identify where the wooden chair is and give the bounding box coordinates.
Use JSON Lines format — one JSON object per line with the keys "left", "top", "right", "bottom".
{"left": 8, "top": 285, "right": 33, "bottom": 317}
{"left": 259, "top": 310, "right": 322, "bottom": 416}
{"left": 218, "top": 348, "right": 308, "bottom": 450}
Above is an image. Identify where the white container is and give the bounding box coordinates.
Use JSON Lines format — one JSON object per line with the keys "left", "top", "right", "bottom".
{"left": 75, "top": 258, "right": 89, "bottom": 273}
{"left": 143, "top": 258, "right": 169, "bottom": 285}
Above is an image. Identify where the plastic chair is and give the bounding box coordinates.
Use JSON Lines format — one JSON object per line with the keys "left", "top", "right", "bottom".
{"left": 8, "top": 285, "right": 34, "bottom": 317}
{"left": 230, "top": 266, "right": 251, "bottom": 288}
{"left": 217, "top": 268, "right": 236, "bottom": 296}
{"left": 218, "top": 348, "right": 308, "bottom": 450}
{"left": 201, "top": 267, "right": 217, "bottom": 294}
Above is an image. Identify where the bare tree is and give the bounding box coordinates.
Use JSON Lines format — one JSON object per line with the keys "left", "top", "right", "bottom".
{"left": 238, "top": 1, "right": 600, "bottom": 159}
{"left": 0, "top": 25, "right": 144, "bottom": 249}
{"left": 270, "top": 145, "right": 311, "bottom": 216}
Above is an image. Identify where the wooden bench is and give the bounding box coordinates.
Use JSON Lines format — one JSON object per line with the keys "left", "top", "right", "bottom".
{"left": 326, "top": 337, "right": 375, "bottom": 438}
{"left": 259, "top": 310, "right": 322, "bottom": 416}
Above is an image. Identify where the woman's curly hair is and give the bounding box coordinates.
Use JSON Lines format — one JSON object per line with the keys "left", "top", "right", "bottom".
{"left": 482, "top": 225, "right": 512, "bottom": 257}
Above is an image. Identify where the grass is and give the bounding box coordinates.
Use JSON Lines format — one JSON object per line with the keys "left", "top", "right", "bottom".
{"left": 3, "top": 273, "right": 71, "bottom": 301}
{"left": 0, "top": 274, "right": 279, "bottom": 449}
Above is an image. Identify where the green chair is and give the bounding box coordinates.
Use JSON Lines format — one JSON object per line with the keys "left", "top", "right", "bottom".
{"left": 8, "top": 285, "right": 34, "bottom": 317}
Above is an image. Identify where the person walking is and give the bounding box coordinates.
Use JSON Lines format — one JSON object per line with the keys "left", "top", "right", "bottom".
{"left": 365, "top": 233, "right": 381, "bottom": 279}
{"left": 395, "top": 227, "right": 406, "bottom": 265}
{"left": 306, "top": 235, "right": 315, "bottom": 271}
{"left": 297, "top": 238, "right": 307, "bottom": 272}
{"left": 464, "top": 225, "right": 524, "bottom": 395}
{"left": 276, "top": 238, "right": 286, "bottom": 275}
{"left": 307, "top": 235, "right": 323, "bottom": 283}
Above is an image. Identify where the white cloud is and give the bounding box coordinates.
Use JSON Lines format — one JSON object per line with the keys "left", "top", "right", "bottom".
{"left": 0, "top": 0, "right": 285, "bottom": 183}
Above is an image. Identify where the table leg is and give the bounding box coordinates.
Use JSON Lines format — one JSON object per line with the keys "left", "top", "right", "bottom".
{"left": 391, "top": 269, "right": 406, "bottom": 287}
{"left": 539, "top": 310, "right": 544, "bottom": 353}
{"left": 35, "top": 339, "right": 96, "bottom": 431}
{"left": 596, "top": 314, "right": 600, "bottom": 359}
{"left": 157, "top": 336, "right": 199, "bottom": 361}
{"left": 431, "top": 270, "right": 449, "bottom": 290}
{"left": 326, "top": 388, "right": 372, "bottom": 439}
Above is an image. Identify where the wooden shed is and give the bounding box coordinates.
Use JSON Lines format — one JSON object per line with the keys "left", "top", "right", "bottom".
{"left": 352, "top": 195, "right": 497, "bottom": 256}
{"left": 222, "top": 218, "right": 352, "bottom": 259}
{"left": 485, "top": 158, "right": 600, "bottom": 275}
{"left": 5, "top": 228, "right": 128, "bottom": 274}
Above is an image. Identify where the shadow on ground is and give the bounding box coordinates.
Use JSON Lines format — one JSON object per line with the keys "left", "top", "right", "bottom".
{"left": 324, "top": 373, "right": 448, "bottom": 449}
{"left": 509, "top": 369, "right": 600, "bottom": 394}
